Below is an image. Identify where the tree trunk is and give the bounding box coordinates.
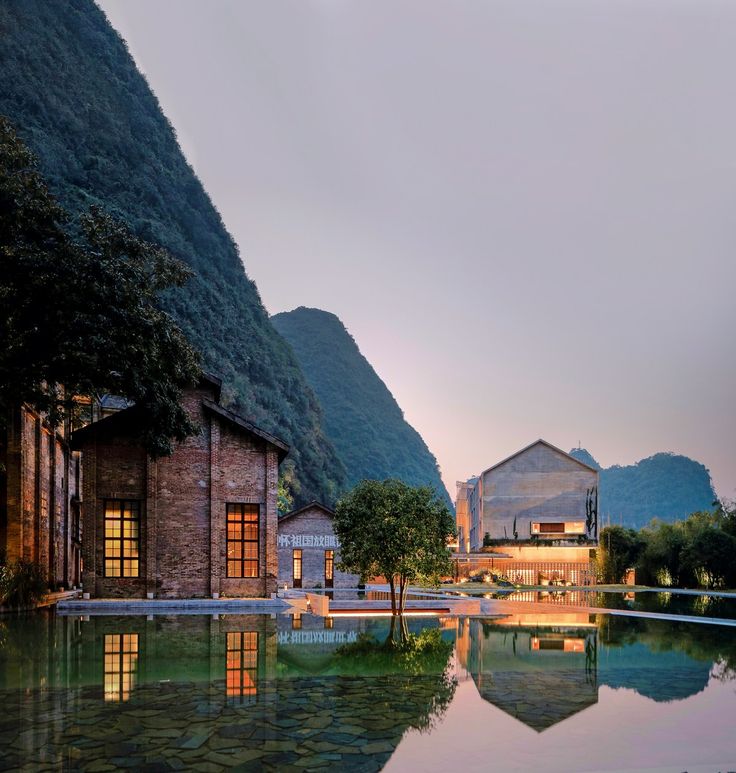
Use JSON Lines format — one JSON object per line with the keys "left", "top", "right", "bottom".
{"left": 398, "top": 576, "right": 409, "bottom": 616}
{"left": 400, "top": 611, "right": 409, "bottom": 642}
{"left": 388, "top": 576, "right": 397, "bottom": 616}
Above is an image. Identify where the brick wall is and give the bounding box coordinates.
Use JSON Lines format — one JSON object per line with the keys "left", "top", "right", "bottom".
{"left": 77, "top": 383, "right": 281, "bottom": 599}
{"left": 277, "top": 506, "right": 359, "bottom": 589}
{"left": 1, "top": 405, "right": 79, "bottom": 589}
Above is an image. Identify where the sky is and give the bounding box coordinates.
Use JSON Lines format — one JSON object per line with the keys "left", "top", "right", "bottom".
{"left": 98, "top": 0, "right": 735, "bottom": 501}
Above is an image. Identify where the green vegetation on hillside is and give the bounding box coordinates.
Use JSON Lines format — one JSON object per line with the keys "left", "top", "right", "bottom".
{"left": 272, "top": 307, "right": 450, "bottom": 504}
{"left": 0, "top": 0, "right": 345, "bottom": 503}
{"left": 1, "top": 118, "right": 200, "bottom": 455}
{"left": 569, "top": 448, "right": 716, "bottom": 528}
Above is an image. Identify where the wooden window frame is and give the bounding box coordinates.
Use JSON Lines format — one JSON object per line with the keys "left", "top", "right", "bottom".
{"left": 324, "top": 549, "right": 334, "bottom": 588}
{"left": 292, "top": 548, "right": 302, "bottom": 588}
{"left": 226, "top": 631, "right": 259, "bottom": 703}
{"left": 103, "top": 633, "right": 139, "bottom": 702}
{"left": 104, "top": 499, "right": 140, "bottom": 578}
{"left": 226, "top": 503, "right": 260, "bottom": 578}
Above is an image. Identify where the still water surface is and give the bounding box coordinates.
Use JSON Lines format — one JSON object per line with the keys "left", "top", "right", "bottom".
{"left": 1, "top": 609, "right": 734, "bottom": 772}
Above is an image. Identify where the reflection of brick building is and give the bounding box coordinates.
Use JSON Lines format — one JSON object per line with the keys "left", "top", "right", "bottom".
{"left": 277, "top": 502, "right": 359, "bottom": 589}
{"left": 72, "top": 375, "right": 288, "bottom": 599}
{"left": 0, "top": 404, "right": 82, "bottom": 590}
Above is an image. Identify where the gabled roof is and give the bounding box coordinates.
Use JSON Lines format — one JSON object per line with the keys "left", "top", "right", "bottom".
{"left": 479, "top": 439, "right": 599, "bottom": 477}
{"left": 71, "top": 390, "right": 290, "bottom": 462}
{"left": 200, "top": 372, "right": 222, "bottom": 401}
{"left": 201, "top": 398, "right": 289, "bottom": 461}
{"left": 71, "top": 403, "right": 145, "bottom": 448}
{"left": 278, "top": 500, "right": 335, "bottom": 524}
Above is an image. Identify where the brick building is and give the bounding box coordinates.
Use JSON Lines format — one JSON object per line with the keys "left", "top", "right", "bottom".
{"left": 71, "top": 375, "right": 288, "bottom": 599}
{"left": 0, "top": 404, "right": 82, "bottom": 590}
{"left": 277, "top": 502, "right": 359, "bottom": 589}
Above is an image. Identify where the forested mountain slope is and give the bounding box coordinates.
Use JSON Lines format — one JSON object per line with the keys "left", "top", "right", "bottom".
{"left": 272, "top": 307, "right": 451, "bottom": 505}
{"left": 0, "top": 0, "right": 345, "bottom": 504}
{"left": 569, "top": 448, "right": 716, "bottom": 529}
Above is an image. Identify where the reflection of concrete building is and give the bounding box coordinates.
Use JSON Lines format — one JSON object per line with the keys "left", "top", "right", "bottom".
{"left": 72, "top": 375, "right": 288, "bottom": 599}
{"left": 277, "top": 502, "right": 359, "bottom": 589}
{"left": 456, "top": 615, "right": 599, "bottom": 731}
{"left": 455, "top": 440, "right": 599, "bottom": 584}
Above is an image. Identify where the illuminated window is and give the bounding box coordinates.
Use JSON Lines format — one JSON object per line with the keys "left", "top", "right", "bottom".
{"left": 104, "top": 633, "right": 138, "bottom": 702}
{"left": 324, "top": 549, "right": 334, "bottom": 588}
{"left": 292, "top": 613, "right": 302, "bottom": 630}
{"left": 104, "top": 500, "right": 140, "bottom": 577}
{"left": 324, "top": 616, "right": 334, "bottom": 630}
{"left": 226, "top": 631, "right": 259, "bottom": 703}
{"left": 226, "top": 504, "right": 259, "bottom": 578}
{"left": 292, "top": 548, "right": 302, "bottom": 588}
{"left": 531, "top": 522, "right": 586, "bottom": 536}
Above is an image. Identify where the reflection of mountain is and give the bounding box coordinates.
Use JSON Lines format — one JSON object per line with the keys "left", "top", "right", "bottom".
{"left": 598, "top": 642, "right": 711, "bottom": 701}
{"left": 454, "top": 614, "right": 719, "bottom": 733}
{"left": 456, "top": 617, "right": 598, "bottom": 731}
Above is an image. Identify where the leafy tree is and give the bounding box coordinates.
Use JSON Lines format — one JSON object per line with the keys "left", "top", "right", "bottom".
{"left": 598, "top": 525, "right": 644, "bottom": 584}
{"left": 0, "top": 117, "right": 201, "bottom": 455}
{"left": 277, "top": 468, "right": 296, "bottom": 515}
{"left": 0, "top": 2, "right": 347, "bottom": 504}
{"left": 680, "top": 525, "right": 736, "bottom": 589}
{"left": 638, "top": 520, "right": 687, "bottom": 586}
{"left": 334, "top": 480, "right": 455, "bottom": 622}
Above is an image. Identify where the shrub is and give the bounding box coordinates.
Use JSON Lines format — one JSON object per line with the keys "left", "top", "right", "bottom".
{"left": 0, "top": 559, "right": 48, "bottom": 608}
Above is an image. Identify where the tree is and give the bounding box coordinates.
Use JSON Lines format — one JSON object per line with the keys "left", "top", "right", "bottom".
{"left": 681, "top": 525, "right": 736, "bottom": 589}
{"left": 0, "top": 117, "right": 201, "bottom": 455}
{"left": 598, "top": 525, "right": 644, "bottom": 584}
{"left": 638, "top": 520, "right": 686, "bottom": 586}
{"left": 333, "top": 480, "right": 455, "bottom": 625}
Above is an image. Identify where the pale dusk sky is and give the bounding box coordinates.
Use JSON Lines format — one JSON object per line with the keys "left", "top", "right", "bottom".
{"left": 99, "top": 0, "right": 735, "bottom": 500}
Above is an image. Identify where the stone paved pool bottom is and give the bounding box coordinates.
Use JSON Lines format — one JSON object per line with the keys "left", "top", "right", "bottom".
{"left": 1, "top": 674, "right": 452, "bottom": 772}
{"left": 1, "top": 609, "right": 735, "bottom": 771}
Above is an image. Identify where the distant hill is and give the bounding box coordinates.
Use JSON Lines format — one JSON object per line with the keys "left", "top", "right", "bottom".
{"left": 569, "top": 448, "right": 716, "bottom": 529}
{"left": 272, "top": 307, "right": 451, "bottom": 506}
{"left": 0, "top": 0, "right": 346, "bottom": 505}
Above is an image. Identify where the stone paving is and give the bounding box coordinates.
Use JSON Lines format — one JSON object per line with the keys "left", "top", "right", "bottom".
{"left": 0, "top": 672, "right": 451, "bottom": 772}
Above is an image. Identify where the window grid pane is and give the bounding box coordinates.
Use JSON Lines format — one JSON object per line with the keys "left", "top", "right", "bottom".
{"left": 105, "top": 499, "right": 140, "bottom": 578}
{"left": 103, "top": 633, "right": 139, "bottom": 702}
{"left": 226, "top": 504, "right": 259, "bottom": 578}
{"left": 226, "top": 631, "right": 259, "bottom": 703}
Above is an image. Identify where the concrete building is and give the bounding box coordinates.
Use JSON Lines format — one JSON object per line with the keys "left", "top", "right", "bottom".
{"left": 459, "top": 439, "right": 599, "bottom": 551}
{"left": 455, "top": 439, "right": 599, "bottom": 585}
{"left": 0, "top": 404, "right": 82, "bottom": 590}
{"left": 71, "top": 374, "right": 288, "bottom": 599}
{"left": 277, "top": 502, "right": 359, "bottom": 589}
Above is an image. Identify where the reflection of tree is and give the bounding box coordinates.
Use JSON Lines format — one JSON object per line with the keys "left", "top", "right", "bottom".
{"left": 585, "top": 636, "right": 598, "bottom": 689}
{"left": 598, "top": 616, "right": 736, "bottom": 683}
{"left": 334, "top": 628, "right": 457, "bottom": 732}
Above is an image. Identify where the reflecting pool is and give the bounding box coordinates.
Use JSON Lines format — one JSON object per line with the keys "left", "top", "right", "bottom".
{"left": 1, "top": 609, "right": 735, "bottom": 771}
